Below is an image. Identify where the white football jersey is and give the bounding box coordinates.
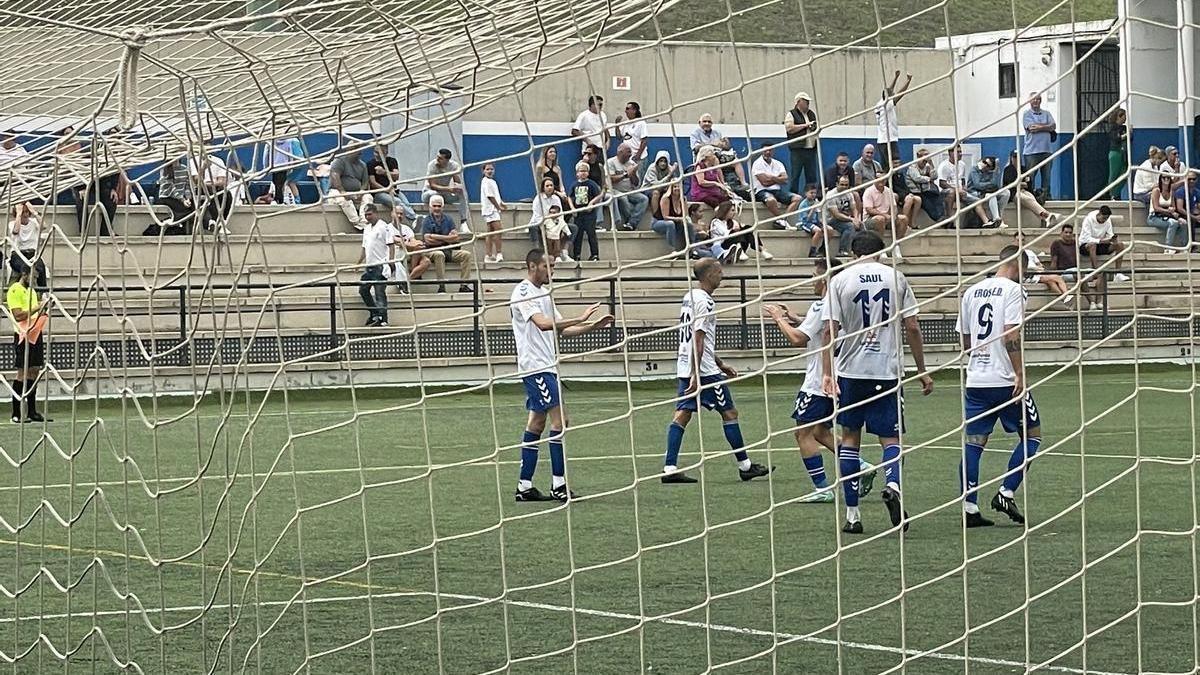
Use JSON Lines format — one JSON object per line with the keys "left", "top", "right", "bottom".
{"left": 797, "top": 299, "right": 828, "bottom": 395}
{"left": 822, "top": 260, "right": 919, "bottom": 380}
{"left": 676, "top": 289, "right": 720, "bottom": 378}
{"left": 511, "top": 279, "right": 563, "bottom": 375}
{"left": 957, "top": 276, "right": 1026, "bottom": 388}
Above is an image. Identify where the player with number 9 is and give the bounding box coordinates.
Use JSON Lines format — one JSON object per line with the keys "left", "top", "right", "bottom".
{"left": 956, "top": 244, "right": 1041, "bottom": 527}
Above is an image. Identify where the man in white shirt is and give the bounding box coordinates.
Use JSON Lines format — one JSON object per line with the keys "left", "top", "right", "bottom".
{"left": 1077, "top": 206, "right": 1129, "bottom": 283}
{"left": 661, "top": 258, "right": 773, "bottom": 484}
{"left": 763, "top": 257, "right": 877, "bottom": 503}
{"left": 874, "top": 70, "right": 913, "bottom": 166}
{"left": 0, "top": 132, "right": 29, "bottom": 168}
{"left": 821, "top": 230, "right": 933, "bottom": 534}
{"left": 751, "top": 142, "right": 802, "bottom": 229}
{"left": 957, "top": 245, "right": 1042, "bottom": 528}
{"left": 356, "top": 203, "right": 395, "bottom": 327}
{"left": 511, "top": 249, "right": 614, "bottom": 502}
{"left": 421, "top": 148, "right": 470, "bottom": 229}
{"left": 937, "top": 145, "right": 971, "bottom": 226}
{"left": 6, "top": 203, "right": 46, "bottom": 290}
{"left": 571, "top": 95, "right": 609, "bottom": 154}
{"left": 613, "top": 101, "right": 649, "bottom": 166}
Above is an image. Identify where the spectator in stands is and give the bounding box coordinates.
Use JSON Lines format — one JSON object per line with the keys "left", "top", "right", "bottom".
{"left": 1163, "top": 146, "right": 1190, "bottom": 189}
{"left": 190, "top": 150, "right": 235, "bottom": 234}
{"left": 714, "top": 139, "right": 753, "bottom": 201}
{"left": 56, "top": 127, "right": 86, "bottom": 232}
{"left": 710, "top": 200, "right": 773, "bottom": 262}
{"left": 541, "top": 204, "right": 572, "bottom": 262}
{"left": 534, "top": 146, "right": 568, "bottom": 205}
{"left": 583, "top": 144, "right": 606, "bottom": 191}
{"left": 652, "top": 180, "right": 692, "bottom": 254}
{"left": 328, "top": 148, "right": 370, "bottom": 231}
{"left": 82, "top": 134, "right": 121, "bottom": 237}
{"left": 1132, "top": 146, "right": 1167, "bottom": 204}
{"left": 642, "top": 150, "right": 679, "bottom": 219}
{"left": 852, "top": 144, "right": 883, "bottom": 186}
{"left": 7, "top": 203, "right": 46, "bottom": 290}
{"left": 0, "top": 131, "right": 28, "bottom": 168}
{"left": 1108, "top": 107, "right": 1129, "bottom": 200}
{"left": 823, "top": 152, "right": 854, "bottom": 192}
{"left": 689, "top": 145, "right": 734, "bottom": 208}
{"left": 569, "top": 162, "right": 603, "bottom": 261}
{"left": 689, "top": 113, "right": 723, "bottom": 156}
{"left": 824, "top": 174, "right": 861, "bottom": 255}
{"left": 797, "top": 184, "right": 834, "bottom": 258}
{"left": 874, "top": 71, "right": 912, "bottom": 166}
{"left": 357, "top": 203, "right": 393, "bottom": 327}
{"left": 422, "top": 148, "right": 470, "bottom": 229}
{"left": 904, "top": 149, "right": 943, "bottom": 223}
{"left": 368, "top": 143, "right": 417, "bottom": 223}
{"left": 1022, "top": 92, "right": 1057, "bottom": 199}
{"left": 686, "top": 203, "right": 715, "bottom": 258}
{"left": 421, "top": 195, "right": 474, "bottom": 293}
{"left": 937, "top": 145, "right": 974, "bottom": 227}
{"left": 155, "top": 161, "right": 194, "bottom": 234}
{"left": 889, "top": 156, "right": 923, "bottom": 230}
{"left": 614, "top": 101, "right": 649, "bottom": 169}
{"left": 480, "top": 162, "right": 506, "bottom": 263}
{"left": 1078, "top": 205, "right": 1129, "bottom": 285}
{"left": 1002, "top": 151, "right": 1058, "bottom": 228}
{"left": 1174, "top": 171, "right": 1200, "bottom": 249}
{"left": 606, "top": 143, "right": 648, "bottom": 231}
{"left": 966, "top": 156, "right": 1008, "bottom": 228}
{"left": 784, "top": 91, "right": 820, "bottom": 195}
{"left": 861, "top": 176, "right": 908, "bottom": 259}
{"left": 1049, "top": 224, "right": 1098, "bottom": 310}
{"left": 752, "top": 142, "right": 801, "bottom": 229}
{"left": 392, "top": 206, "right": 428, "bottom": 292}
{"left": 571, "top": 95, "right": 609, "bottom": 154}
{"left": 269, "top": 137, "right": 302, "bottom": 205}
{"left": 1148, "top": 174, "right": 1187, "bottom": 252}
{"left": 528, "top": 176, "right": 564, "bottom": 245}
{"left": 1014, "top": 231, "right": 1071, "bottom": 308}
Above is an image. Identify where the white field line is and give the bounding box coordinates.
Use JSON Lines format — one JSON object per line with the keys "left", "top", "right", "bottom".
{"left": 0, "top": 442, "right": 1184, "bottom": 495}
{"left": 0, "top": 587, "right": 1130, "bottom": 675}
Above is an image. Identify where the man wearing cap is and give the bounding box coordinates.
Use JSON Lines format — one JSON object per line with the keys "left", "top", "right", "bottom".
{"left": 784, "top": 91, "right": 820, "bottom": 195}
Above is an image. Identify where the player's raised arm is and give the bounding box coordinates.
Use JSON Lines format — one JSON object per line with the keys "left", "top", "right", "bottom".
{"left": 561, "top": 302, "right": 614, "bottom": 337}
{"left": 764, "top": 304, "right": 810, "bottom": 348}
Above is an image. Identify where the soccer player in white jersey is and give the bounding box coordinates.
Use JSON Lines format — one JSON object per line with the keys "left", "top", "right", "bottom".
{"left": 764, "top": 257, "right": 877, "bottom": 503}
{"left": 662, "top": 258, "right": 773, "bottom": 483}
{"left": 956, "top": 245, "right": 1041, "bottom": 526}
{"left": 511, "top": 249, "right": 614, "bottom": 502}
{"left": 821, "top": 231, "right": 933, "bottom": 534}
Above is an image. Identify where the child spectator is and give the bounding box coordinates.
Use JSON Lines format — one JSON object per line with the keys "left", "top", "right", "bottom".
{"left": 569, "top": 162, "right": 603, "bottom": 261}
{"left": 797, "top": 184, "right": 834, "bottom": 258}
{"left": 710, "top": 200, "right": 773, "bottom": 263}
{"left": 480, "top": 162, "right": 506, "bottom": 263}
{"left": 542, "top": 205, "right": 571, "bottom": 262}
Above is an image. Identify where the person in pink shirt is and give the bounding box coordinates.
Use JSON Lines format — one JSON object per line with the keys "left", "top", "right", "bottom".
{"left": 860, "top": 176, "right": 909, "bottom": 259}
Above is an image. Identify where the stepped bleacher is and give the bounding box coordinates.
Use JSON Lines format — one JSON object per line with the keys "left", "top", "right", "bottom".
{"left": 15, "top": 199, "right": 1199, "bottom": 385}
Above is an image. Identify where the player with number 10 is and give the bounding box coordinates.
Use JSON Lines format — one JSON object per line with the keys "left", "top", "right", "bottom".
{"left": 821, "top": 231, "right": 933, "bottom": 534}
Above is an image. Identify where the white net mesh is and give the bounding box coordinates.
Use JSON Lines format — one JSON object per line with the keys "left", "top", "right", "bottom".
{"left": 0, "top": 0, "right": 1197, "bottom": 673}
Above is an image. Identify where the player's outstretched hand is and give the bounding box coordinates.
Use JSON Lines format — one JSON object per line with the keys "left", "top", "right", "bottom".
{"left": 720, "top": 363, "right": 738, "bottom": 379}
{"left": 822, "top": 374, "right": 839, "bottom": 397}
{"left": 919, "top": 374, "right": 934, "bottom": 396}
{"left": 762, "top": 304, "right": 783, "bottom": 319}
{"left": 593, "top": 314, "right": 615, "bottom": 330}
{"left": 580, "top": 302, "right": 602, "bottom": 321}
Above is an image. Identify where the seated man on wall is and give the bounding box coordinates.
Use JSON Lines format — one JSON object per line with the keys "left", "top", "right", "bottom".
{"left": 421, "top": 148, "right": 471, "bottom": 232}
{"left": 328, "top": 148, "right": 371, "bottom": 231}
{"left": 751, "top": 142, "right": 802, "bottom": 230}
{"left": 420, "top": 195, "right": 475, "bottom": 294}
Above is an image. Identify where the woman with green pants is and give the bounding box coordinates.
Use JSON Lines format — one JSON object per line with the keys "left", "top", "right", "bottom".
{"left": 1108, "top": 107, "right": 1129, "bottom": 200}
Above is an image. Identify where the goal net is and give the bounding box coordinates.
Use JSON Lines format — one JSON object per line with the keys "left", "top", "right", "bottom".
{"left": 0, "top": 0, "right": 1196, "bottom": 672}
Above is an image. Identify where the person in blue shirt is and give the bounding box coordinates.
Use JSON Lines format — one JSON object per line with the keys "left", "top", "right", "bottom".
{"left": 1173, "top": 171, "right": 1200, "bottom": 250}
{"left": 1021, "top": 92, "right": 1057, "bottom": 200}
{"left": 420, "top": 195, "right": 475, "bottom": 293}
{"left": 796, "top": 184, "right": 834, "bottom": 258}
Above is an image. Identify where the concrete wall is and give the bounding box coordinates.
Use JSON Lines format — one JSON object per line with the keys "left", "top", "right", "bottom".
{"left": 464, "top": 41, "right": 956, "bottom": 129}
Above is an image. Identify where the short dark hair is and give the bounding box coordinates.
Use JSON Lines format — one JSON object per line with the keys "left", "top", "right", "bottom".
{"left": 1099, "top": 205, "right": 1112, "bottom": 217}
{"left": 363, "top": 202, "right": 377, "bottom": 214}
{"left": 814, "top": 256, "right": 842, "bottom": 274}
{"left": 836, "top": 151, "right": 850, "bottom": 159}
{"left": 1061, "top": 223, "right": 1073, "bottom": 232}
{"left": 526, "top": 249, "right": 546, "bottom": 267}
{"left": 687, "top": 203, "right": 703, "bottom": 217}
{"left": 588, "top": 95, "right": 603, "bottom": 107}
{"left": 850, "top": 230, "right": 885, "bottom": 256}
{"left": 999, "top": 244, "right": 1021, "bottom": 262}
{"left": 438, "top": 148, "right": 452, "bottom": 159}
{"left": 760, "top": 141, "right": 773, "bottom": 149}
{"left": 804, "top": 183, "right": 818, "bottom": 192}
